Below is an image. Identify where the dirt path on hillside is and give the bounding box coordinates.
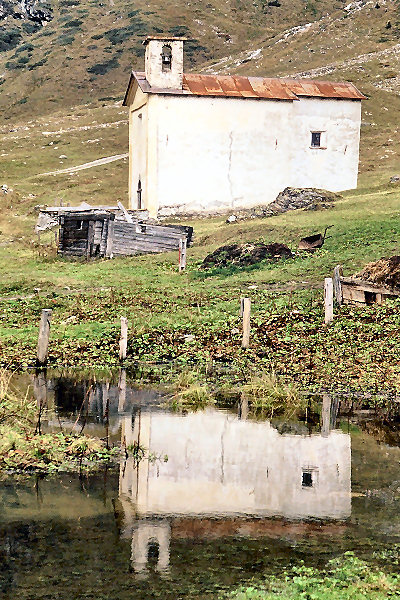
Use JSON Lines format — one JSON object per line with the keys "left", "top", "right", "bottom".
{"left": 36, "top": 153, "right": 128, "bottom": 177}
{"left": 294, "top": 43, "right": 400, "bottom": 79}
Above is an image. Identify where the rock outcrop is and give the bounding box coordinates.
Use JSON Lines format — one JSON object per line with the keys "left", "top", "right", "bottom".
{"left": 0, "top": 0, "right": 52, "bottom": 25}
{"left": 226, "top": 187, "right": 340, "bottom": 223}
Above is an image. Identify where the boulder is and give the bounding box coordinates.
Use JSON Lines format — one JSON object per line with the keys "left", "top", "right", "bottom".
{"left": 225, "top": 187, "right": 339, "bottom": 223}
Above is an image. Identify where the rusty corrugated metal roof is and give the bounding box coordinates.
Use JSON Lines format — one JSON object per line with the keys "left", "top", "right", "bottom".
{"left": 123, "top": 72, "right": 365, "bottom": 105}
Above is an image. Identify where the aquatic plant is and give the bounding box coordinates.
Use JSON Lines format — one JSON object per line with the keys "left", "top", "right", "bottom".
{"left": 240, "top": 372, "right": 305, "bottom": 418}
{"left": 0, "top": 370, "right": 36, "bottom": 432}
{"left": 225, "top": 552, "right": 400, "bottom": 599}
{"left": 168, "top": 369, "right": 214, "bottom": 410}
{"left": 0, "top": 370, "right": 117, "bottom": 474}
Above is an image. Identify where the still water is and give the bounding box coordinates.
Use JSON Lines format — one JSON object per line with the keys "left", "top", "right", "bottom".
{"left": 1, "top": 373, "right": 399, "bottom": 599}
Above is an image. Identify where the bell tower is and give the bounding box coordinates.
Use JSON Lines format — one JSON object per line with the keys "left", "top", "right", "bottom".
{"left": 144, "top": 36, "right": 185, "bottom": 90}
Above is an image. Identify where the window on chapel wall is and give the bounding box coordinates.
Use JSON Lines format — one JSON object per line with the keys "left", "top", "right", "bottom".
{"left": 311, "top": 132, "right": 322, "bottom": 148}
{"left": 311, "top": 131, "right": 327, "bottom": 148}
{"left": 161, "top": 45, "right": 172, "bottom": 72}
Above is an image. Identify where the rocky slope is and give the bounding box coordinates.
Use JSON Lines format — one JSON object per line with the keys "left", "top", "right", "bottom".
{"left": 2, "top": 0, "right": 397, "bottom": 118}
{"left": 0, "top": 0, "right": 52, "bottom": 23}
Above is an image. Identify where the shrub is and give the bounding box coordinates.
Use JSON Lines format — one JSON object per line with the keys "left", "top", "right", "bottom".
{"left": 28, "top": 58, "right": 48, "bottom": 70}
{"left": 22, "top": 22, "right": 41, "bottom": 34}
{"left": 0, "top": 28, "right": 22, "bottom": 52}
{"left": 63, "top": 18, "right": 83, "bottom": 28}
{"left": 14, "top": 42, "right": 35, "bottom": 55}
{"left": 57, "top": 34, "right": 75, "bottom": 45}
{"left": 169, "top": 25, "right": 190, "bottom": 36}
{"left": 104, "top": 20, "right": 146, "bottom": 45}
{"left": 87, "top": 56, "right": 119, "bottom": 75}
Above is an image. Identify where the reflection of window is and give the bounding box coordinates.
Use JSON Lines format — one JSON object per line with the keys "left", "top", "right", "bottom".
{"left": 311, "top": 132, "right": 321, "bottom": 147}
{"left": 302, "top": 467, "right": 318, "bottom": 488}
{"left": 162, "top": 44, "right": 172, "bottom": 72}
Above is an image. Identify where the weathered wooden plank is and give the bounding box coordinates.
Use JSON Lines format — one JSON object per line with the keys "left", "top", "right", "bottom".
{"left": 100, "top": 219, "right": 109, "bottom": 256}
{"left": 112, "top": 235, "right": 180, "bottom": 248}
{"left": 342, "top": 286, "right": 366, "bottom": 303}
{"left": 105, "top": 219, "right": 114, "bottom": 257}
{"left": 340, "top": 277, "right": 400, "bottom": 296}
{"left": 114, "top": 222, "right": 191, "bottom": 240}
{"left": 93, "top": 221, "right": 103, "bottom": 245}
{"left": 332, "top": 265, "right": 343, "bottom": 305}
{"left": 113, "top": 231, "right": 181, "bottom": 245}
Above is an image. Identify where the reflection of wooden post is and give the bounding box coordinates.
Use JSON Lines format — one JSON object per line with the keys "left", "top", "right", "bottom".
{"left": 324, "top": 278, "right": 334, "bottom": 324}
{"left": 241, "top": 298, "right": 251, "bottom": 348}
{"left": 37, "top": 309, "right": 52, "bottom": 366}
{"left": 103, "top": 381, "right": 110, "bottom": 449}
{"left": 118, "top": 369, "right": 127, "bottom": 413}
{"left": 119, "top": 317, "right": 128, "bottom": 361}
{"left": 332, "top": 265, "right": 343, "bottom": 306}
{"left": 178, "top": 238, "right": 187, "bottom": 272}
{"left": 238, "top": 393, "right": 249, "bottom": 420}
{"left": 321, "top": 393, "right": 331, "bottom": 437}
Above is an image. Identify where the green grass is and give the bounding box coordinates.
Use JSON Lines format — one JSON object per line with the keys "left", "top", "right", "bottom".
{"left": 0, "top": 170, "right": 399, "bottom": 392}
{"left": 224, "top": 552, "right": 400, "bottom": 599}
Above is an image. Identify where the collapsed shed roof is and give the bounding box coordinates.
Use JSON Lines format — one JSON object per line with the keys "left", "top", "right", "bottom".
{"left": 123, "top": 72, "right": 365, "bottom": 105}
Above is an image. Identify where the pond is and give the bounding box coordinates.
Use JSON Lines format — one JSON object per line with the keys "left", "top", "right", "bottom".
{"left": 1, "top": 372, "right": 399, "bottom": 599}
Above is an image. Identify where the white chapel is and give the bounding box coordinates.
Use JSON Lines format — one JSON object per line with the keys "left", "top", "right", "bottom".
{"left": 123, "top": 36, "right": 364, "bottom": 218}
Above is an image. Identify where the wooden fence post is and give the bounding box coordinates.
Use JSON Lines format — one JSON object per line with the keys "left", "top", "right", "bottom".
{"left": 332, "top": 265, "right": 343, "bottom": 306}
{"left": 324, "top": 278, "right": 334, "bottom": 324}
{"left": 119, "top": 316, "right": 128, "bottom": 361}
{"left": 36, "top": 309, "right": 52, "bottom": 366}
{"left": 241, "top": 298, "right": 251, "bottom": 349}
{"left": 179, "top": 238, "right": 187, "bottom": 272}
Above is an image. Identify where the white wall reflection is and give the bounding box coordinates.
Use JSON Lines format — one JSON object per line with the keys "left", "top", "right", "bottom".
{"left": 118, "top": 402, "right": 351, "bottom": 577}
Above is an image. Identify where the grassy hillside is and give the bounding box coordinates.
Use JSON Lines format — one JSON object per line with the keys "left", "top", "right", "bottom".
{"left": 0, "top": 1, "right": 399, "bottom": 389}
{"left": 0, "top": 0, "right": 360, "bottom": 120}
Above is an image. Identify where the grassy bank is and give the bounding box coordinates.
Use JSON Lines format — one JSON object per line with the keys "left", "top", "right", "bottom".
{"left": 224, "top": 552, "right": 400, "bottom": 599}
{"left": 0, "top": 175, "right": 399, "bottom": 392}
{"left": 0, "top": 371, "right": 117, "bottom": 474}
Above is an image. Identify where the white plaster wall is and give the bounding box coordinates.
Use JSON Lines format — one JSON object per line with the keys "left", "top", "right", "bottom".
{"left": 120, "top": 410, "right": 351, "bottom": 520}
{"left": 148, "top": 94, "right": 293, "bottom": 217}
{"left": 129, "top": 89, "right": 148, "bottom": 210}
{"left": 289, "top": 97, "right": 362, "bottom": 192}
{"left": 138, "top": 94, "right": 361, "bottom": 217}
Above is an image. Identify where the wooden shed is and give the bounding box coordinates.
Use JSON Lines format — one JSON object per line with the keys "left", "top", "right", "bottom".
{"left": 333, "top": 265, "right": 400, "bottom": 305}
{"left": 47, "top": 209, "right": 193, "bottom": 258}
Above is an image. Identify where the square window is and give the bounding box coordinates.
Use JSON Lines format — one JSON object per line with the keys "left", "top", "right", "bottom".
{"left": 302, "top": 470, "right": 313, "bottom": 487}
{"left": 311, "top": 132, "right": 321, "bottom": 147}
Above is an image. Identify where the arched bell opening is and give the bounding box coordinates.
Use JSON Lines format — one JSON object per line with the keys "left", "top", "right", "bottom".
{"left": 161, "top": 44, "right": 172, "bottom": 72}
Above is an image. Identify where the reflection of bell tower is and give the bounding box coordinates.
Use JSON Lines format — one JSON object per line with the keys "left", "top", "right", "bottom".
{"left": 131, "top": 520, "right": 171, "bottom": 579}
